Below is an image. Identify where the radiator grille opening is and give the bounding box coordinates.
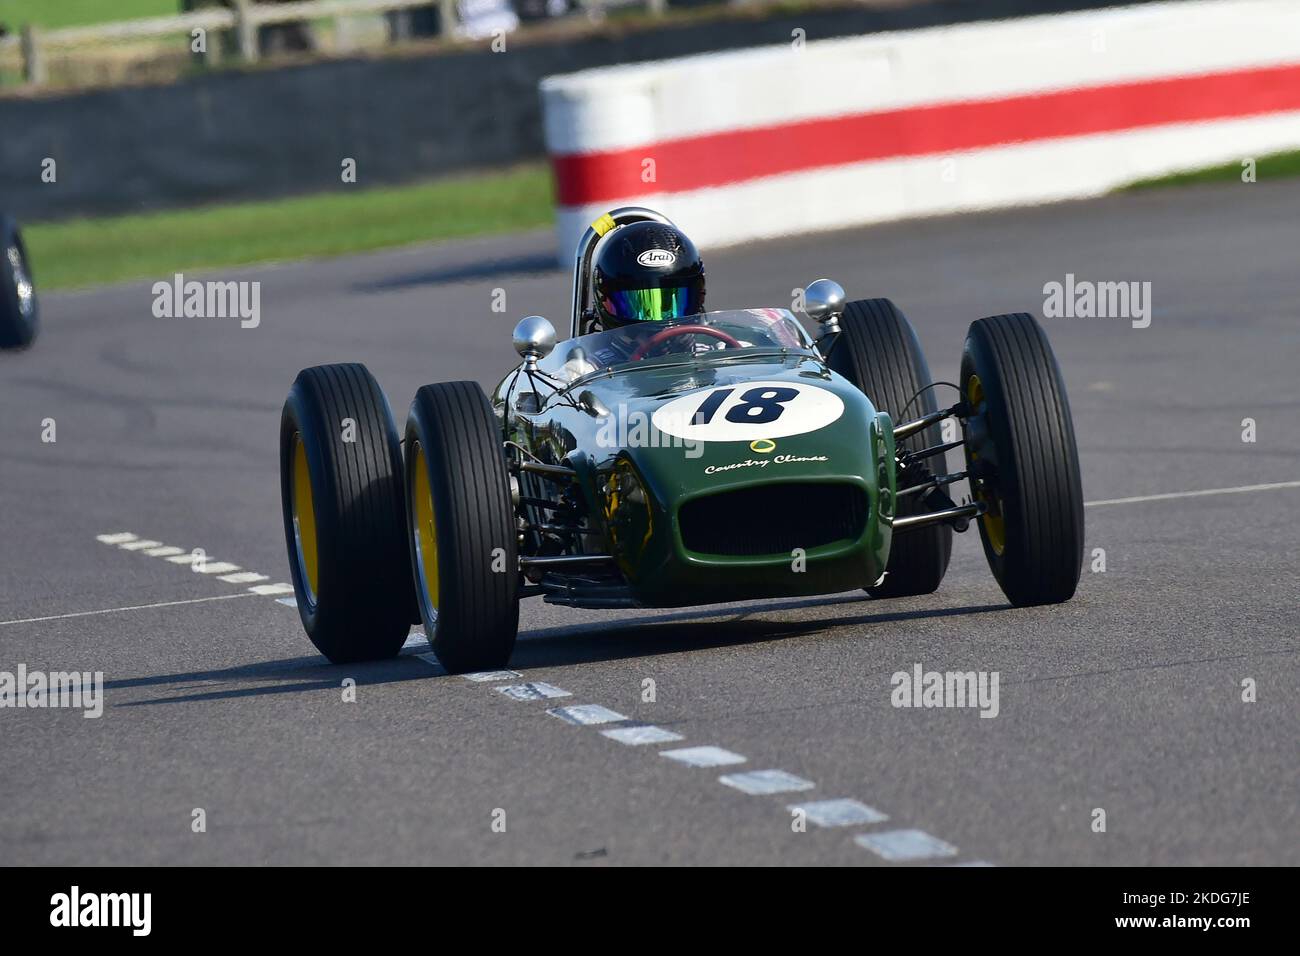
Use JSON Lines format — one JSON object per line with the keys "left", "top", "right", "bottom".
{"left": 678, "top": 483, "right": 868, "bottom": 557}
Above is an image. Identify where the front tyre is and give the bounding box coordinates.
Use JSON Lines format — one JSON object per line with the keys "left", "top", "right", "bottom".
{"left": 960, "top": 313, "right": 1084, "bottom": 606}
{"left": 827, "top": 298, "right": 952, "bottom": 597}
{"left": 0, "top": 216, "right": 38, "bottom": 350}
{"left": 279, "top": 363, "right": 416, "bottom": 663}
{"left": 405, "top": 381, "right": 519, "bottom": 673}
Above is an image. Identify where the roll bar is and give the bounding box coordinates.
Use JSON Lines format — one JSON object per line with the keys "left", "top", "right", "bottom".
{"left": 569, "top": 206, "right": 676, "bottom": 338}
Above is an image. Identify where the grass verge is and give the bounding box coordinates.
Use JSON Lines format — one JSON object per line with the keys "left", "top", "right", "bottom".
{"left": 0, "top": 1, "right": 177, "bottom": 30}
{"left": 1122, "top": 149, "right": 1300, "bottom": 191}
{"left": 26, "top": 163, "right": 554, "bottom": 290}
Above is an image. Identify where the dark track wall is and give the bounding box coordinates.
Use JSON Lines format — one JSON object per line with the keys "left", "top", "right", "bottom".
{"left": 0, "top": 0, "right": 1161, "bottom": 222}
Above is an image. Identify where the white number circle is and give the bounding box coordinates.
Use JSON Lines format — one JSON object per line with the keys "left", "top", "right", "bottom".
{"left": 651, "top": 381, "right": 845, "bottom": 442}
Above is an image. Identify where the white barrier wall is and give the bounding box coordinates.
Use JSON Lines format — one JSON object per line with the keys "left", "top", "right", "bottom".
{"left": 541, "top": 0, "right": 1300, "bottom": 261}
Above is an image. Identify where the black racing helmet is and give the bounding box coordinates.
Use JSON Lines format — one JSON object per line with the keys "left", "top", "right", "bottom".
{"left": 591, "top": 221, "right": 705, "bottom": 330}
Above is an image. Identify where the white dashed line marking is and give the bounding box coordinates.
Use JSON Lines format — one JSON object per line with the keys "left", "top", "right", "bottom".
{"left": 0, "top": 592, "right": 260, "bottom": 626}
{"left": 444, "top": 675, "right": 978, "bottom": 863}
{"left": 276, "top": 596, "right": 298, "bottom": 608}
{"left": 247, "top": 583, "right": 295, "bottom": 596}
{"left": 496, "top": 682, "right": 572, "bottom": 701}
{"left": 193, "top": 562, "right": 243, "bottom": 575}
{"left": 854, "top": 829, "right": 958, "bottom": 862}
{"left": 719, "top": 769, "right": 815, "bottom": 795}
{"left": 661, "top": 746, "right": 746, "bottom": 768}
{"left": 144, "top": 546, "right": 185, "bottom": 557}
{"left": 98, "top": 532, "right": 296, "bottom": 603}
{"left": 788, "top": 798, "right": 888, "bottom": 827}
{"left": 462, "top": 670, "right": 521, "bottom": 682}
{"left": 96, "top": 532, "right": 138, "bottom": 545}
{"left": 218, "top": 571, "right": 269, "bottom": 584}
{"left": 547, "top": 704, "right": 628, "bottom": 726}
{"left": 1085, "top": 479, "right": 1300, "bottom": 508}
{"left": 601, "top": 725, "right": 684, "bottom": 746}
{"left": 401, "top": 632, "right": 430, "bottom": 651}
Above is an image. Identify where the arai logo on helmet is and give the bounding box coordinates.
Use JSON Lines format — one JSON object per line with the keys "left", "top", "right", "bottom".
{"left": 636, "top": 249, "right": 676, "bottom": 267}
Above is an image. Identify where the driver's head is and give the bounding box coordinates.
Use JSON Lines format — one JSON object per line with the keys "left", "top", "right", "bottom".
{"left": 591, "top": 221, "right": 705, "bottom": 331}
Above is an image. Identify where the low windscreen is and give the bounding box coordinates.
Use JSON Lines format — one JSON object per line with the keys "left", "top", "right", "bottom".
{"left": 538, "top": 309, "right": 815, "bottom": 383}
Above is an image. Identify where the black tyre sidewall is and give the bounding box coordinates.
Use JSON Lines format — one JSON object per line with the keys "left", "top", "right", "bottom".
{"left": 828, "top": 297, "right": 953, "bottom": 597}
{"left": 278, "top": 363, "right": 413, "bottom": 663}
{"left": 961, "top": 314, "right": 1084, "bottom": 606}
{"left": 405, "top": 382, "right": 519, "bottom": 673}
{"left": 0, "top": 217, "right": 38, "bottom": 350}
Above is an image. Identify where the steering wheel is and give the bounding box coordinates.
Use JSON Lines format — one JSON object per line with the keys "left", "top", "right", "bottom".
{"left": 628, "top": 325, "right": 743, "bottom": 362}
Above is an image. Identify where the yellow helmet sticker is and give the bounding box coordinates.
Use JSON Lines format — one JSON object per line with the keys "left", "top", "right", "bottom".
{"left": 591, "top": 213, "right": 617, "bottom": 236}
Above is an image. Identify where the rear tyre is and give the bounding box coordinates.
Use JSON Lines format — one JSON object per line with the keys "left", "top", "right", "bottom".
{"left": 827, "top": 298, "right": 952, "bottom": 597}
{"left": 960, "top": 313, "right": 1084, "bottom": 606}
{"left": 405, "top": 381, "right": 519, "bottom": 673}
{"left": 0, "top": 216, "right": 38, "bottom": 350}
{"left": 279, "top": 363, "right": 416, "bottom": 663}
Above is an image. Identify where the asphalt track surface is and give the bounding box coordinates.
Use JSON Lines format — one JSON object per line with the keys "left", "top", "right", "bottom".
{"left": 2, "top": 180, "right": 1297, "bottom": 866}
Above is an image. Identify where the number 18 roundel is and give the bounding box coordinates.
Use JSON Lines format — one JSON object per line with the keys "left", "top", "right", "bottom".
{"left": 651, "top": 381, "right": 845, "bottom": 443}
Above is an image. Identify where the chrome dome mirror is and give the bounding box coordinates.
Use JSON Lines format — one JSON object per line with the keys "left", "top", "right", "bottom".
{"left": 513, "top": 315, "right": 556, "bottom": 369}
{"left": 803, "top": 278, "right": 846, "bottom": 333}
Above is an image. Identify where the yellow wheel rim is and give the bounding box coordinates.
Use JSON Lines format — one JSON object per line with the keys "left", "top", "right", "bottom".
{"left": 291, "top": 434, "right": 319, "bottom": 602}
{"left": 411, "top": 441, "right": 440, "bottom": 614}
{"left": 967, "top": 374, "right": 1007, "bottom": 556}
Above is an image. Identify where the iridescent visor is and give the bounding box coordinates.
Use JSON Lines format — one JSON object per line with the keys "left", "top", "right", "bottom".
{"left": 603, "top": 286, "right": 702, "bottom": 323}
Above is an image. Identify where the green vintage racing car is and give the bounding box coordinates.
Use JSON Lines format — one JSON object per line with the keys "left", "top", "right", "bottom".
{"left": 278, "top": 207, "right": 1083, "bottom": 672}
